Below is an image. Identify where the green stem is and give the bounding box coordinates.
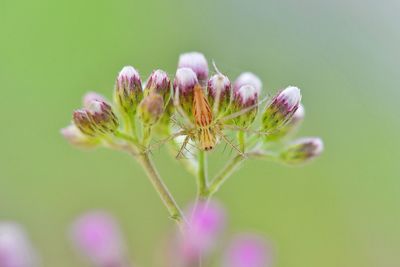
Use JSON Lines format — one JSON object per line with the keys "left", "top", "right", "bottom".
{"left": 197, "top": 150, "right": 208, "bottom": 200}
{"left": 207, "top": 154, "right": 245, "bottom": 197}
{"left": 142, "top": 125, "right": 152, "bottom": 147}
{"left": 238, "top": 131, "right": 246, "bottom": 152}
{"left": 137, "top": 153, "right": 185, "bottom": 227}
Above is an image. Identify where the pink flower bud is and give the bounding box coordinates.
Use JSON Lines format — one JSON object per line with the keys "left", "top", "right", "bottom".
{"left": 280, "top": 137, "right": 324, "bottom": 164}
{"left": 178, "top": 52, "right": 209, "bottom": 84}
{"left": 233, "top": 72, "right": 262, "bottom": 94}
{"left": 70, "top": 211, "right": 128, "bottom": 267}
{"left": 145, "top": 69, "right": 171, "bottom": 97}
{"left": 207, "top": 73, "right": 231, "bottom": 113}
{"left": 83, "top": 92, "right": 107, "bottom": 109}
{"left": 233, "top": 85, "right": 260, "bottom": 108}
{"left": 114, "top": 66, "right": 143, "bottom": 116}
{"left": 173, "top": 68, "right": 199, "bottom": 96}
{"left": 61, "top": 124, "right": 99, "bottom": 148}
{"left": 262, "top": 86, "right": 301, "bottom": 133}
{"left": 0, "top": 222, "right": 38, "bottom": 267}
{"left": 223, "top": 234, "right": 272, "bottom": 267}
{"left": 177, "top": 201, "right": 225, "bottom": 265}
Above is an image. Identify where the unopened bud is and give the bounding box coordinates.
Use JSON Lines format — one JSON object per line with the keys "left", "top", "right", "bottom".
{"left": 178, "top": 52, "right": 209, "bottom": 85}
{"left": 114, "top": 66, "right": 143, "bottom": 116}
{"left": 83, "top": 92, "right": 107, "bottom": 108}
{"left": 138, "top": 93, "right": 164, "bottom": 126}
{"left": 73, "top": 101, "right": 119, "bottom": 136}
{"left": 230, "top": 85, "right": 260, "bottom": 127}
{"left": 233, "top": 72, "right": 262, "bottom": 94}
{"left": 280, "top": 137, "right": 324, "bottom": 164}
{"left": 173, "top": 68, "right": 199, "bottom": 116}
{"left": 61, "top": 124, "right": 100, "bottom": 148}
{"left": 262, "top": 86, "right": 301, "bottom": 133}
{"left": 145, "top": 69, "right": 171, "bottom": 99}
{"left": 207, "top": 73, "right": 231, "bottom": 114}
{"left": 0, "top": 222, "right": 38, "bottom": 267}
{"left": 266, "top": 104, "right": 305, "bottom": 141}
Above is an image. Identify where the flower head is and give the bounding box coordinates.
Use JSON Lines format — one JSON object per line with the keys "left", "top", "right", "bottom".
{"left": 0, "top": 222, "right": 38, "bottom": 267}
{"left": 70, "top": 211, "right": 128, "bottom": 267}
{"left": 173, "top": 67, "right": 199, "bottom": 116}
{"left": 61, "top": 124, "right": 100, "bottom": 148}
{"left": 230, "top": 84, "right": 260, "bottom": 127}
{"left": 262, "top": 86, "right": 301, "bottom": 133}
{"left": 114, "top": 66, "right": 143, "bottom": 116}
{"left": 178, "top": 52, "right": 209, "bottom": 84}
{"left": 145, "top": 69, "right": 171, "bottom": 100}
{"left": 207, "top": 73, "right": 231, "bottom": 114}
{"left": 266, "top": 104, "right": 305, "bottom": 141}
{"left": 280, "top": 137, "right": 324, "bottom": 164}
{"left": 223, "top": 234, "right": 272, "bottom": 267}
{"left": 233, "top": 72, "right": 262, "bottom": 94}
{"left": 138, "top": 93, "right": 164, "bottom": 126}
{"left": 83, "top": 92, "right": 107, "bottom": 109}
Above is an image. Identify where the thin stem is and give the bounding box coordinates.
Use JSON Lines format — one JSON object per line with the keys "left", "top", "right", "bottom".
{"left": 207, "top": 155, "right": 245, "bottom": 197}
{"left": 137, "top": 153, "right": 186, "bottom": 228}
{"left": 197, "top": 150, "right": 208, "bottom": 200}
{"left": 237, "top": 131, "right": 246, "bottom": 152}
{"left": 142, "top": 125, "right": 152, "bottom": 147}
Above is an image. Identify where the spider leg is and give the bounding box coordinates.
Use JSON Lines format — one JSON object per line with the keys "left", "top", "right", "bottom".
{"left": 173, "top": 88, "right": 195, "bottom": 128}
{"left": 176, "top": 135, "right": 191, "bottom": 159}
{"left": 147, "top": 130, "right": 187, "bottom": 153}
{"left": 216, "top": 130, "right": 246, "bottom": 157}
{"left": 223, "top": 124, "right": 272, "bottom": 136}
{"left": 219, "top": 96, "right": 270, "bottom": 122}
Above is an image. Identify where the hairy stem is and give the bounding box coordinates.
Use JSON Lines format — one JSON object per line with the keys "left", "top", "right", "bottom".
{"left": 197, "top": 150, "right": 208, "bottom": 199}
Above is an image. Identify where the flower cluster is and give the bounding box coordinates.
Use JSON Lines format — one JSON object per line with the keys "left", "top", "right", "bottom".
{"left": 0, "top": 202, "right": 272, "bottom": 267}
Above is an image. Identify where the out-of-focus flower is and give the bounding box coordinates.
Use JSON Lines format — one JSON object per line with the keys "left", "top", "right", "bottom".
{"left": 233, "top": 72, "right": 262, "bottom": 94}
{"left": 0, "top": 222, "right": 38, "bottom": 267}
{"left": 222, "top": 234, "right": 272, "bottom": 267}
{"left": 83, "top": 92, "right": 107, "bottom": 109}
{"left": 280, "top": 137, "right": 324, "bottom": 164}
{"left": 114, "top": 66, "right": 143, "bottom": 117}
{"left": 70, "top": 211, "right": 128, "bottom": 267}
{"left": 207, "top": 73, "right": 231, "bottom": 114}
{"left": 262, "top": 86, "right": 301, "bottom": 133}
{"left": 174, "top": 201, "right": 225, "bottom": 266}
{"left": 138, "top": 93, "right": 164, "bottom": 126}
{"left": 178, "top": 52, "right": 209, "bottom": 85}
{"left": 61, "top": 124, "right": 100, "bottom": 148}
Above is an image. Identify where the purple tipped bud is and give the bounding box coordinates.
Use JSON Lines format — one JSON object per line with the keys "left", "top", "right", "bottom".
{"left": 233, "top": 72, "right": 262, "bottom": 94}
{"left": 145, "top": 69, "right": 171, "bottom": 98}
{"left": 73, "top": 101, "right": 119, "bottom": 136}
{"left": 207, "top": 73, "right": 231, "bottom": 114}
{"left": 223, "top": 234, "right": 272, "bottom": 267}
{"left": 262, "top": 86, "right": 301, "bottom": 133}
{"left": 176, "top": 201, "right": 225, "bottom": 265}
{"left": 61, "top": 124, "right": 100, "bottom": 148}
{"left": 178, "top": 52, "right": 209, "bottom": 84}
{"left": 173, "top": 68, "right": 199, "bottom": 116}
{"left": 83, "top": 92, "right": 107, "bottom": 109}
{"left": 230, "top": 85, "right": 260, "bottom": 127}
{"left": 114, "top": 66, "right": 143, "bottom": 116}
{"left": 0, "top": 222, "right": 38, "bottom": 267}
{"left": 266, "top": 104, "right": 305, "bottom": 141}
{"left": 138, "top": 93, "right": 164, "bottom": 126}
{"left": 280, "top": 137, "right": 324, "bottom": 164}
{"left": 71, "top": 211, "right": 128, "bottom": 267}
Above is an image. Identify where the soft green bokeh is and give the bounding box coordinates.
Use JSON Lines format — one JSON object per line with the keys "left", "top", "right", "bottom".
{"left": 1, "top": 0, "right": 399, "bottom": 266}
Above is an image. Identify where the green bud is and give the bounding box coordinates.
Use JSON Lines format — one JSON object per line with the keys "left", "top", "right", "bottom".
{"left": 280, "top": 137, "right": 323, "bottom": 164}
{"left": 138, "top": 93, "right": 164, "bottom": 126}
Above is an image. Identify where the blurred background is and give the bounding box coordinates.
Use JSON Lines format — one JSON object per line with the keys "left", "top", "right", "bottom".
{"left": 1, "top": 0, "right": 400, "bottom": 266}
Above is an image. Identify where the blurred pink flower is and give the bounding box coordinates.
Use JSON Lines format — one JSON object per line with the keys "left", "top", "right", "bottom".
{"left": 70, "top": 211, "right": 129, "bottom": 267}
{"left": 223, "top": 234, "right": 272, "bottom": 267}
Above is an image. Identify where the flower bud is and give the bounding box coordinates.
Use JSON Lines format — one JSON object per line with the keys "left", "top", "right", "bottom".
{"left": 70, "top": 211, "right": 128, "bottom": 267}
{"left": 207, "top": 73, "right": 231, "bottom": 114}
{"left": 145, "top": 69, "right": 171, "bottom": 101}
{"left": 280, "top": 137, "right": 324, "bottom": 164}
{"left": 0, "top": 222, "right": 38, "bottom": 267}
{"left": 265, "top": 104, "right": 305, "bottom": 141}
{"left": 138, "top": 93, "right": 164, "bottom": 126}
{"left": 173, "top": 68, "right": 199, "bottom": 116}
{"left": 61, "top": 124, "right": 100, "bottom": 148}
{"left": 73, "top": 100, "right": 119, "bottom": 136}
{"left": 262, "top": 86, "right": 301, "bottom": 133}
{"left": 223, "top": 234, "right": 272, "bottom": 267}
{"left": 83, "top": 92, "right": 107, "bottom": 109}
{"left": 114, "top": 66, "right": 143, "bottom": 117}
{"left": 178, "top": 52, "right": 209, "bottom": 85}
{"left": 230, "top": 84, "right": 260, "bottom": 127}
{"left": 233, "top": 72, "right": 262, "bottom": 94}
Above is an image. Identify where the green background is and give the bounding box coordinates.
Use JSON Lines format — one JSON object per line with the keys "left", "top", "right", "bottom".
{"left": 1, "top": 0, "right": 399, "bottom": 266}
